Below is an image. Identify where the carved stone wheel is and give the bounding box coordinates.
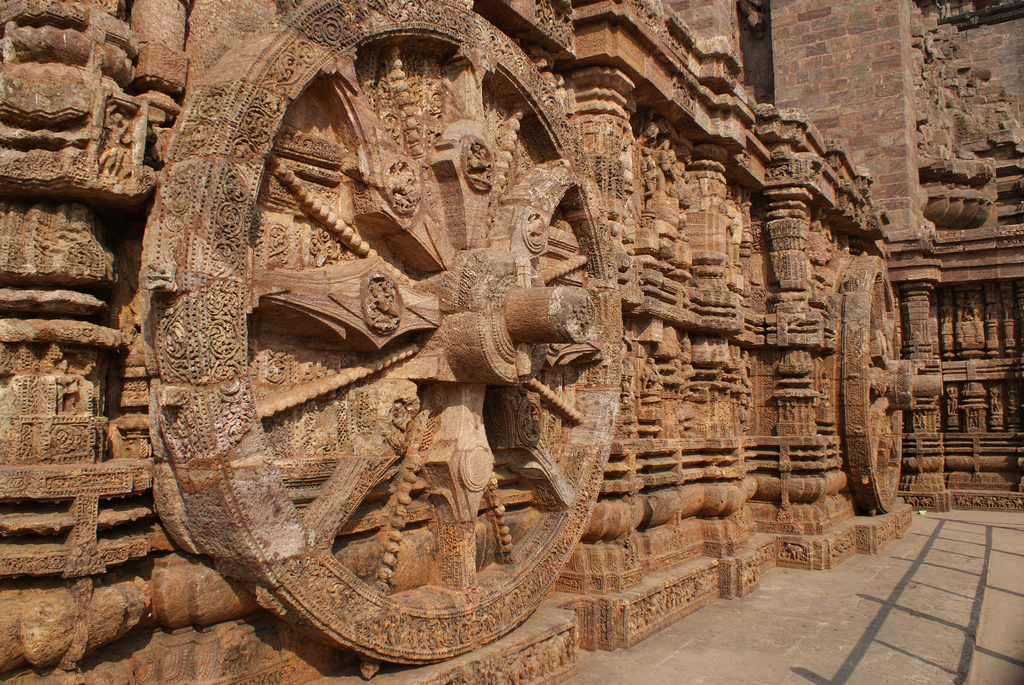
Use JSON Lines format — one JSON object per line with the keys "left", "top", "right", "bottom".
{"left": 838, "top": 254, "right": 902, "bottom": 515}
{"left": 144, "top": 0, "right": 618, "bottom": 665}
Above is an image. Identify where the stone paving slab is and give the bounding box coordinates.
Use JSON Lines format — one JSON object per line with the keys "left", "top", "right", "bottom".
{"left": 566, "top": 511, "right": 1024, "bottom": 685}
{"left": 966, "top": 512, "right": 1024, "bottom": 685}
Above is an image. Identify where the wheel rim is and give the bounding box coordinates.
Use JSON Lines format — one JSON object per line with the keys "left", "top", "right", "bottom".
{"left": 839, "top": 254, "right": 900, "bottom": 515}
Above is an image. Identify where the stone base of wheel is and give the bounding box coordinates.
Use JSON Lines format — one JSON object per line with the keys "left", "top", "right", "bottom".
{"left": 307, "top": 601, "right": 580, "bottom": 684}
{"left": 558, "top": 556, "right": 722, "bottom": 652}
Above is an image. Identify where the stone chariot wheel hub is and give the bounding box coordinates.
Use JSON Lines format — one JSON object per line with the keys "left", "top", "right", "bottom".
{"left": 142, "top": 0, "right": 618, "bottom": 664}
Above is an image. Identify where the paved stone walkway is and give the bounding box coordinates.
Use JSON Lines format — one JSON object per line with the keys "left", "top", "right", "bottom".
{"left": 566, "top": 510, "right": 1024, "bottom": 685}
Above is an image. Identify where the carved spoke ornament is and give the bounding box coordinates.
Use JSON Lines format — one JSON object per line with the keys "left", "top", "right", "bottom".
{"left": 143, "top": 0, "right": 616, "bottom": 664}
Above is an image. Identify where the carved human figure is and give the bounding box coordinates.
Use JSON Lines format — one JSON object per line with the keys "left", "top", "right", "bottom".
{"left": 1008, "top": 383, "right": 1021, "bottom": 421}
{"left": 989, "top": 384, "right": 1004, "bottom": 431}
{"left": 522, "top": 209, "right": 549, "bottom": 254}
{"left": 946, "top": 385, "right": 960, "bottom": 429}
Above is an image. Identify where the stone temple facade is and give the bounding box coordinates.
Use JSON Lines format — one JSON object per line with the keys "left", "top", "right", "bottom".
{"left": 0, "top": 0, "right": 1016, "bottom": 682}
{"left": 764, "top": 0, "right": 1024, "bottom": 512}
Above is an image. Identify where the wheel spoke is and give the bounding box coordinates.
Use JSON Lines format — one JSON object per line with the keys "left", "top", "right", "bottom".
{"left": 420, "top": 384, "right": 493, "bottom": 589}
{"left": 505, "top": 446, "right": 574, "bottom": 510}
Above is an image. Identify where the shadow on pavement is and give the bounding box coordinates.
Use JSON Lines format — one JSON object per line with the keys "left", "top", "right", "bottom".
{"left": 791, "top": 518, "right": 994, "bottom": 685}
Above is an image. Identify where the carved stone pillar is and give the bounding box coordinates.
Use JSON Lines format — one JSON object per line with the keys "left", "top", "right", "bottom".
{"left": 897, "top": 280, "right": 946, "bottom": 503}
{"left": 687, "top": 144, "right": 730, "bottom": 278}
{"left": 129, "top": 0, "right": 191, "bottom": 168}
{"left": 963, "top": 382, "right": 988, "bottom": 433}
{"left": 984, "top": 282, "right": 1000, "bottom": 358}
{"left": 131, "top": 0, "right": 191, "bottom": 94}
{"left": 572, "top": 66, "right": 636, "bottom": 234}
{"left": 764, "top": 186, "right": 812, "bottom": 297}
{"left": 0, "top": 1, "right": 158, "bottom": 672}
{"left": 775, "top": 349, "right": 816, "bottom": 436}
{"left": 684, "top": 144, "right": 733, "bottom": 395}
{"left": 1000, "top": 282, "right": 1017, "bottom": 357}
{"left": 940, "top": 287, "right": 956, "bottom": 360}
{"left": 572, "top": 65, "right": 641, "bottom": 439}
{"left": 764, "top": 186, "right": 817, "bottom": 438}
{"left": 567, "top": 65, "right": 651, "bottom": 585}
{"left": 900, "top": 281, "right": 935, "bottom": 360}
{"left": 573, "top": 66, "right": 642, "bottom": 312}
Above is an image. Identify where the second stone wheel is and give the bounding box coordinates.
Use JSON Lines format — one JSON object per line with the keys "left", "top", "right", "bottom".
{"left": 839, "top": 254, "right": 903, "bottom": 516}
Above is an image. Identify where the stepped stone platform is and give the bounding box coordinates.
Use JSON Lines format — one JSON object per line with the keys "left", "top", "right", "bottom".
{"left": 566, "top": 510, "right": 1024, "bottom": 685}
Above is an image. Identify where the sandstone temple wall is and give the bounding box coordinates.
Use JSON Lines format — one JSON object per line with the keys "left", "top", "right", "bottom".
{"left": 771, "top": 0, "right": 924, "bottom": 244}
{"left": 0, "top": 0, "right": 1009, "bottom": 682}
{"left": 768, "top": 0, "right": 1024, "bottom": 512}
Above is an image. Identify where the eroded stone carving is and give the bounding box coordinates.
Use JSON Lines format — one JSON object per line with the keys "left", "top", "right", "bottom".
{"left": 0, "top": 0, "right": 930, "bottom": 680}
{"left": 140, "top": 0, "right": 619, "bottom": 665}
{"left": 893, "top": 3, "right": 1024, "bottom": 512}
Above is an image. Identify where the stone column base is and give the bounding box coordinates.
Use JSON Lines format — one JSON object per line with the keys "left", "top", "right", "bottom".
{"left": 716, "top": 534, "right": 779, "bottom": 599}
{"left": 559, "top": 557, "right": 720, "bottom": 652}
{"left": 775, "top": 503, "right": 913, "bottom": 570}
{"left": 559, "top": 534, "right": 778, "bottom": 652}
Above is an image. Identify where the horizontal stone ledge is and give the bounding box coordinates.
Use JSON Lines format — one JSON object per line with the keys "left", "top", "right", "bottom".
{"left": 0, "top": 288, "right": 107, "bottom": 316}
{"left": 0, "top": 318, "right": 121, "bottom": 348}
